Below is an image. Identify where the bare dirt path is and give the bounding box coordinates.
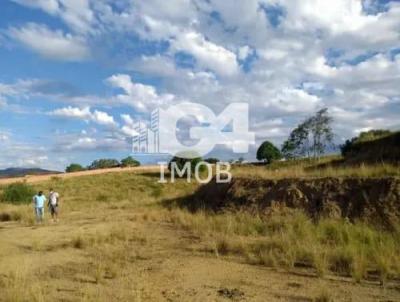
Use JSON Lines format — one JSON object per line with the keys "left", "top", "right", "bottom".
{"left": 1, "top": 204, "right": 399, "bottom": 301}
{"left": 0, "top": 165, "right": 160, "bottom": 185}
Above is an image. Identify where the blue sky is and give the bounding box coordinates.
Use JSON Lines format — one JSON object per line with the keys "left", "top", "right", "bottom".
{"left": 0, "top": 0, "right": 399, "bottom": 170}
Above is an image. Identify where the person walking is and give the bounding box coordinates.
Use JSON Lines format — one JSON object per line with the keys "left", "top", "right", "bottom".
{"left": 48, "top": 188, "right": 60, "bottom": 222}
{"left": 33, "top": 191, "right": 46, "bottom": 223}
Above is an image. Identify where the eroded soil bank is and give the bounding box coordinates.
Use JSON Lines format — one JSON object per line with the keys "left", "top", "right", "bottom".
{"left": 190, "top": 177, "right": 400, "bottom": 229}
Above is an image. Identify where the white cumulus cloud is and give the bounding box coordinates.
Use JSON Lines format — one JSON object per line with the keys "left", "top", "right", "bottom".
{"left": 172, "top": 31, "right": 239, "bottom": 77}
{"left": 9, "top": 23, "right": 90, "bottom": 61}
{"left": 50, "top": 106, "right": 117, "bottom": 127}
{"left": 106, "top": 74, "right": 176, "bottom": 112}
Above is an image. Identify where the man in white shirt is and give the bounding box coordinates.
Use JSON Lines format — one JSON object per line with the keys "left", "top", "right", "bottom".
{"left": 48, "top": 188, "right": 60, "bottom": 222}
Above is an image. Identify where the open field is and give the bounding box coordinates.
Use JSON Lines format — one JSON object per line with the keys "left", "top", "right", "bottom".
{"left": 1, "top": 162, "right": 400, "bottom": 301}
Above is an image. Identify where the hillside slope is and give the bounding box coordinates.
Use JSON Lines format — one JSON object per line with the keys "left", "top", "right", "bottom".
{"left": 190, "top": 176, "right": 400, "bottom": 229}
{"left": 343, "top": 131, "right": 400, "bottom": 163}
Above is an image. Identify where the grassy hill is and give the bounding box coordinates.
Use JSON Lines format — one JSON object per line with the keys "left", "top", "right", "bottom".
{"left": 0, "top": 164, "right": 399, "bottom": 301}
{"left": 342, "top": 131, "right": 400, "bottom": 164}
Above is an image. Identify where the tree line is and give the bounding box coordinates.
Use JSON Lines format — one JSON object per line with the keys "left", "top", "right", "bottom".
{"left": 65, "top": 156, "right": 140, "bottom": 173}
{"left": 256, "top": 108, "right": 396, "bottom": 164}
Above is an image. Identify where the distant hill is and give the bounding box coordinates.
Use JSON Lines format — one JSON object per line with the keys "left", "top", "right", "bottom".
{"left": 0, "top": 167, "right": 61, "bottom": 179}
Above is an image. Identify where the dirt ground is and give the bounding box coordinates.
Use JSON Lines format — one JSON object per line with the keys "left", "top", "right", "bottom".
{"left": 1, "top": 202, "right": 399, "bottom": 302}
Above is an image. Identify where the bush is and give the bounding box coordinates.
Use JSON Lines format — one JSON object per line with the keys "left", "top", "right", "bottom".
{"left": 88, "top": 159, "right": 120, "bottom": 170}
{"left": 168, "top": 155, "right": 206, "bottom": 177}
{"left": 65, "top": 163, "right": 85, "bottom": 173}
{"left": 1, "top": 182, "right": 36, "bottom": 204}
{"left": 120, "top": 156, "right": 140, "bottom": 167}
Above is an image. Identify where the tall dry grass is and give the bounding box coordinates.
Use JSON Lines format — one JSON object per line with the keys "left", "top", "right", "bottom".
{"left": 0, "top": 203, "right": 36, "bottom": 225}
{"left": 166, "top": 208, "right": 400, "bottom": 283}
{"left": 233, "top": 162, "right": 400, "bottom": 179}
{"left": 1, "top": 261, "right": 46, "bottom": 302}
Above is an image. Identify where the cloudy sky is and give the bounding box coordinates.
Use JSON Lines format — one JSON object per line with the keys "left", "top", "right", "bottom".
{"left": 0, "top": 0, "right": 399, "bottom": 170}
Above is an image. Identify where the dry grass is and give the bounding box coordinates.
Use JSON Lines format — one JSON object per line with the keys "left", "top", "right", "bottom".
{"left": 0, "top": 217, "right": 152, "bottom": 301}
{"left": 233, "top": 157, "right": 400, "bottom": 179}
{"left": 166, "top": 208, "right": 400, "bottom": 283}
{"left": 0, "top": 204, "right": 36, "bottom": 225}
{"left": 314, "top": 287, "right": 333, "bottom": 302}
{"left": 1, "top": 261, "right": 46, "bottom": 302}
{"left": 0, "top": 172, "right": 198, "bottom": 302}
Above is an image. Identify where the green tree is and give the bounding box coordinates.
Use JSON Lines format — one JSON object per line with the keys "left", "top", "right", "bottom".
{"left": 257, "top": 141, "right": 282, "bottom": 163}
{"left": 121, "top": 156, "right": 140, "bottom": 167}
{"left": 281, "top": 140, "right": 295, "bottom": 160}
{"left": 282, "top": 108, "right": 334, "bottom": 159}
{"left": 65, "top": 163, "right": 85, "bottom": 173}
{"left": 308, "top": 108, "right": 334, "bottom": 159}
{"left": 281, "top": 123, "right": 310, "bottom": 159}
{"left": 88, "top": 159, "right": 120, "bottom": 170}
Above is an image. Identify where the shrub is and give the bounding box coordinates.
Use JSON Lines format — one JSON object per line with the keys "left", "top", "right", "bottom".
{"left": 168, "top": 155, "right": 206, "bottom": 177}
{"left": 120, "top": 156, "right": 140, "bottom": 167}
{"left": 1, "top": 183, "right": 36, "bottom": 204}
{"left": 88, "top": 159, "right": 120, "bottom": 170}
{"left": 66, "top": 163, "right": 85, "bottom": 173}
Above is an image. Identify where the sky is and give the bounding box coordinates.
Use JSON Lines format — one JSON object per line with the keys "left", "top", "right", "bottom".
{"left": 0, "top": 0, "right": 399, "bottom": 170}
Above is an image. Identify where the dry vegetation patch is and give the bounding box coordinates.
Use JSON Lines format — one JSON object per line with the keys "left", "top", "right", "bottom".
{"left": 166, "top": 208, "right": 400, "bottom": 284}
